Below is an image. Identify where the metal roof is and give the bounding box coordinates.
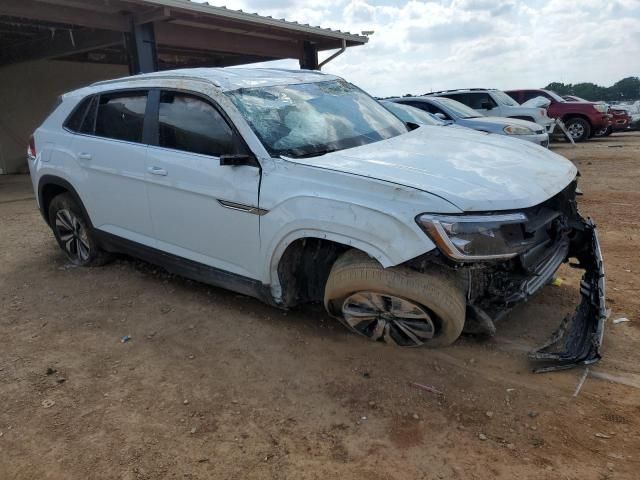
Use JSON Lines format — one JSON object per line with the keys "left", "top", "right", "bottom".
{"left": 0, "top": 0, "right": 369, "bottom": 70}
{"left": 91, "top": 67, "right": 340, "bottom": 91}
{"left": 139, "top": 0, "right": 368, "bottom": 44}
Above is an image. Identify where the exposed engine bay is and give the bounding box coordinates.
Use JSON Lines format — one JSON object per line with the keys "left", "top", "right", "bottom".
{"left": 411, "top": 180, "right": 606, "bottom": 372}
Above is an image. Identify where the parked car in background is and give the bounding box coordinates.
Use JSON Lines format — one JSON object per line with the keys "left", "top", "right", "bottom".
{"left": 28, "top": 68, "right": 604, "bottom": 371}
{"left": 562, "top": 95, "right": 631, "bottom": 137}
{"left": 562, "top": 95, "right": 631, "bottom": 136}
{"left": 505, "top": 89, "right": 611, "bottom": 142}
{"left": 608, "top": 107, "right": 632, "bottom": 134}
{"left": 388, "top": 96, "right": 549, "bottom": 147}
{"left": 427, "top": 88, "right": 555, "bottom": 133}
{"left": 380, "top": 100, "right": 447, "bottom": 126}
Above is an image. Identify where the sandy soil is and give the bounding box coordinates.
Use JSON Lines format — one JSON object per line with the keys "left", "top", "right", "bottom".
{"left": 1, "top": 132, "right": 639, "bottom": 479}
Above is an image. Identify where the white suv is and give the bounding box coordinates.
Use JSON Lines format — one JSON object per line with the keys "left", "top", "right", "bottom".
{"left": 28, "top": 68, "right": 605, "bottom": 372}
{"left": 428, "top": 88, "right": 556, "bottom": 133}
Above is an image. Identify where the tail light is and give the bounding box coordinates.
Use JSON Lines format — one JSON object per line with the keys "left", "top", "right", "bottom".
{"left": 27, "top": 135, "right": 36, "bottom": 160}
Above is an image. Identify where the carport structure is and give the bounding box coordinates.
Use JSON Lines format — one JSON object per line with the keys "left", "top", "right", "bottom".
{"left": 0, "top": 0, "right": 368, "bottom": 173}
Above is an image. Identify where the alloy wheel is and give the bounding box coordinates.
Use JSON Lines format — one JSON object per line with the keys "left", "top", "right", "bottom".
{"left": 54, "top": 209, "right": 90, "bottom": 263}
{"left": 568, "top": 122, "right": 585, "bottom": 139}
{"left": 341, "top": 291, "right": 436, "bottom": 347}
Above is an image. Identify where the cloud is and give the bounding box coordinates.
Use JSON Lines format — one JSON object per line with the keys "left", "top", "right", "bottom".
{"left": 197, "top": 0, "right": 640, "bottom": 97}
{"left": 407, "top": 20, "right": 495, "bottom": 44}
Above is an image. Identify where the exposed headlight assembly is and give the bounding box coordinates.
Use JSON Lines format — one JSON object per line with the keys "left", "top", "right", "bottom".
{"left": 416, "top": 213, "right": 534, "bottom": 261}
{"left": 593, "top": 103, "right": 608, "bottom": 113}
{"left": 503, "top": 125, "right": 534, "bottom": 135}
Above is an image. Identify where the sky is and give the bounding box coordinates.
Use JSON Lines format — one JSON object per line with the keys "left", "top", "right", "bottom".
{"left": 196, "top": 0, "right": 640, "bottom": 97}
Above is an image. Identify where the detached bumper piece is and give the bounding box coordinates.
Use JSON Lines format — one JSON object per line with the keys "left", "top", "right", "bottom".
{"left": 529, "top": 219, "right": 606, "bottom": 373}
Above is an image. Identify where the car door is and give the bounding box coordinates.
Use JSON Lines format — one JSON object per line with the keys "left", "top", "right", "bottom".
{"left": 68, "top": 90, "right": 155, "bottom": 247}
{"left": 144, "top": 89, "right": 261, "bottom": 279}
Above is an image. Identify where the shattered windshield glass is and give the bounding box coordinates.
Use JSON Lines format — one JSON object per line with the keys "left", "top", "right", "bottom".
{"left": 226, "top": 80, "right": 408, "bottom": 158}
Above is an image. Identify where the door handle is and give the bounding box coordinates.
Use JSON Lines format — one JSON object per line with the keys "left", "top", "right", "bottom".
{"left": 78, "top": 152, "right": 92, "bottom": 160}
{"left": 148, "top": 166, "right": 168, "bottom": 176}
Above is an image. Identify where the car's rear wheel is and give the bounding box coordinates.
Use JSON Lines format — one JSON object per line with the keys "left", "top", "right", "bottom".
{"left": 48, "top": 193, "right": 111, "bottom": 266}
{"left": 324, "top": 250, "right": 465, "bottom": 347}
{"left": 564, "top": 117, "right": 591, "bottom": 142}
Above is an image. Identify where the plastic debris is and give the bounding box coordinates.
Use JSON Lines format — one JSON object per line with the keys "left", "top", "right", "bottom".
{"left": 595, "top": 433, "right": 613, "bottom": 439}
{"left": 612, "top": 317, "right": 630, "bottom": 324}
{"left": 573, "top": 367, "right": 589, "bottom": 397}
{"left": 551, "top": 277, "right": 563, "bottom": 287}
{"left": 409, "top": 382, "right": 443, "bottom": 396}
{"left": 41, "top": 399, "right": 55, "bottom": 408}
{"left": 120, "top": 335, "right": 131, "bottom": 343}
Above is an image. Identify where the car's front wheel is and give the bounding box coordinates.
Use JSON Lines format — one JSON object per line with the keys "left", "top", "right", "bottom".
{"left": 564, "top": 117, "right": 591, "bottom": 142}
{"left": 324, "top": 250, "right": 465, "bottom": 347}
{"left": 48, "top": 193, "right": 111, "bottom": 266}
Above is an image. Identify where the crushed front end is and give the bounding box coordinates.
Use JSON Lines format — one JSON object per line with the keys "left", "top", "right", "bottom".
{"left": 414, "top": 180, "right": 606, "bottom": 372}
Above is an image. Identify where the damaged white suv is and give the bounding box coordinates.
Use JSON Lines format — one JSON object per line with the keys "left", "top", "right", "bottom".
{"left": 28, "top": 68, "right": 605, "bottom": 372}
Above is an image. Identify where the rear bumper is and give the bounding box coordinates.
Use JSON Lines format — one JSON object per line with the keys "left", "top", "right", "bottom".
{"left": 529, "top": 219, "right": 606, "bottom": 372}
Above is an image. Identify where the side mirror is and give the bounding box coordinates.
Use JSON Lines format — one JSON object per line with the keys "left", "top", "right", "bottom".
{"left": 481, "top": 102, "right": 494, "bottom": 110}
{"left": 219, "top": 153, "right": 257, "bottom": 167}
{"left": 434, "top": 112, "right": 448, "bottom": 120}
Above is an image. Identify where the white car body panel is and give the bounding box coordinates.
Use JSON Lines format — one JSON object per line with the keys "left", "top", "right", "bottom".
{"left": 145, "top": 145, "right": 262, "bottom": 279}
{"left": 30, "top": 68, "right": 576, "bottom": 298}
{"left": 257, "top": 157, "right": 460, "bottom": 295}
{"left": 284, "top": 126, "right": 576, "bottom": 212}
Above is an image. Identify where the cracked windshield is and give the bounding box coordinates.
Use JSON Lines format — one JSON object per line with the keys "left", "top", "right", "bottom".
{"left": 227, "top": 79, "right": 407, "bottom": 158}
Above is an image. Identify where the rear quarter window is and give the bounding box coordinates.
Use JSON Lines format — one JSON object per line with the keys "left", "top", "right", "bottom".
{"left": 64, "top": 96, "right": 97, "bottom": 134}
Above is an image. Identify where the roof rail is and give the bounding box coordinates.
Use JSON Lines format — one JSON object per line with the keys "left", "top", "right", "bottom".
{"left": 92, "top": 74, "right": 220, "bottom": 88}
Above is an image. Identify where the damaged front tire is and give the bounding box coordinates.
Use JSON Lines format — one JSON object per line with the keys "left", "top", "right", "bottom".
{"left": 324, "top": 250, "right": 466, "bottom": 347}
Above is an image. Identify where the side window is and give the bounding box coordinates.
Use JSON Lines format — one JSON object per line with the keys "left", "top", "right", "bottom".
{"left": 403, "top": 101, "right": 450, "bottom": 119}
{"left": 400, "top": 101, "right": 430, "bottom": 112}
{"left": 157, "top": 91, "right": 235, "bottom": 157}
{"left": 521, "top": 91, "right": 540, "bottom": 102}
{"left": 65, "top": 96, "right": 96, "bottom": 133}
{"left": 467, "top": 93, "right": 497, "bottom": 109}
{"left": 443, "top": 93, "right": 468, "bottom": 106}
{"left": 95, "top": 92, "right": 147, "bottom": 143}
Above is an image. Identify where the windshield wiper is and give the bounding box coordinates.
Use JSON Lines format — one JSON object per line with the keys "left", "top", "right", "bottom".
{"left": 295, "top": 148, "right": 339, "bottom": 158}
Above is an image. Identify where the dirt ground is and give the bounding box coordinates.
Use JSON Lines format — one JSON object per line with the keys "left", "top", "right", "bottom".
{"left": 1, "top": 132, "right": 639, "bottom": 480}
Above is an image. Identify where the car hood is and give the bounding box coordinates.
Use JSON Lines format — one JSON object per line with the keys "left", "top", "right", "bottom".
{"left": 285, "top": 126, "right": 576, "bottom": 212}
{"left": 461, "top": 116, "right": 542, "bottom": 130}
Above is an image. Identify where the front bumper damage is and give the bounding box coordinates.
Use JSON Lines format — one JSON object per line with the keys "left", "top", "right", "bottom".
{"left": 450, "top": 181, "right": 607, "bottom": 373}
{"left": 529, "top": 219, "right": 606, "bottom": 372}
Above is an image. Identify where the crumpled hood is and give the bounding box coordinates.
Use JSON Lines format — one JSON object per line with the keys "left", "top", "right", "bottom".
{"left": 286, "top": 126, "right": 576, "bottom": 212}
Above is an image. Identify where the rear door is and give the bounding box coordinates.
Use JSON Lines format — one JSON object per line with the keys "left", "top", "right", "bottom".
{"left": 144, "top": 89, "right": 261, "bottom": 279}
{"left": 68, "top": 90, "right": 155, "bottom": 246}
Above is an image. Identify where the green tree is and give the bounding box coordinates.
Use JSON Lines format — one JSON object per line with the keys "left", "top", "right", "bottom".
{"left": 544, "top": 77, "right": 640, "bottom": 102}
{"left": 609, "top": 77, "right": 640, "bottom": 101}
{"left": 572, "top": 83, "right": 607, "bottom": 101}
{"left": 545, "top": 82, "right": 570, "bottom": 95}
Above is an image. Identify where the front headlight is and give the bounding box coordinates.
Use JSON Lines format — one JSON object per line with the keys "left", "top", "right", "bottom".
{"left": 416, "top": 213, "right": 534, "bottom": 261}
{"left": 593, "top": 103, "right": 608, "bottom": 113}
{"left": 504, "top": 125, "right": 534, "bottom": 135}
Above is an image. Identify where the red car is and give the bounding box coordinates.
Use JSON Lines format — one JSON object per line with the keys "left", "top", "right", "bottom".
{"left": 563, "top": 95, "right": 631, "bottom": 136}
{"left": 505, "top": 89, "right": 612, "bottom": 142}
